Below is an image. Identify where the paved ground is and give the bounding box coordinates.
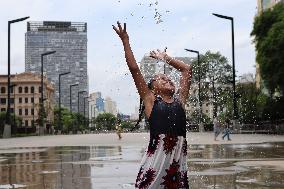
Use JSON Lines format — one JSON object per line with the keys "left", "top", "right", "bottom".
{"left": 1, "top": 132, "right": 284, "bottom": 188}
{"left": 1, "top": 132, "right": 284, "bottom": 148}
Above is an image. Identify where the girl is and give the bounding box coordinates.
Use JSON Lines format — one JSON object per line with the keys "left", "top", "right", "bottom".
{"left": 113, "top": 22, "right": 192, "bottom": 189}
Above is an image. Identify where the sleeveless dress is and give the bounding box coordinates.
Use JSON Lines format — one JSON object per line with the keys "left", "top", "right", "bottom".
{"left": 135, "top": 96, "right": 189, "bottom": 189}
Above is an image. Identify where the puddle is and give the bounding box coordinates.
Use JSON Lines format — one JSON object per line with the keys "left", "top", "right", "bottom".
{"left": 0, "top": 142, "right": 283, "bottom": 188}
{"left": 0, "top": 184, "right": 27, "bottom": 189}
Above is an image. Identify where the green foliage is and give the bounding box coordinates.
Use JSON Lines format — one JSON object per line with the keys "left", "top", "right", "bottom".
{"left": 93, "top": 113, "right": 117, "bottom": 130}
{"left": 237, "top": 82, "right": 263, "bottom": 123}
{"left": 236, "top": 81, "right": 284, "bottom": 123}
{"left": 0, "top": 112, "right": 23, "bottom": 136}
{"left": 190, "top": 51, "right": 233, "bottom": 119}
{"left": 251, "top": 3, "right": 284, "bottom": 94}
{"left": 53, "top": 106, "right": 89, "bottom": 133}
{"left": 120, "top": 120, "right": 135, "bottom": 129}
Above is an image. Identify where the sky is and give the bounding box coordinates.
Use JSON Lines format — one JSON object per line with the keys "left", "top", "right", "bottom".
{"left": 0, "top": 0, "right": 257, "bottom": 115}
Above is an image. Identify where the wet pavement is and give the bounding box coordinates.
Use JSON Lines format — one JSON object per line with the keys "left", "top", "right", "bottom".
{"left": 0, "top": 142, "right": 284, "bottom": 188}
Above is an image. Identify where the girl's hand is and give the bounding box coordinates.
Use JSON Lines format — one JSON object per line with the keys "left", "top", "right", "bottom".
{"left": 113, "top": 21, "right": 129, "bottom": 42}
{"left": 149, "top": 48, "right": 168, "bottom": 62}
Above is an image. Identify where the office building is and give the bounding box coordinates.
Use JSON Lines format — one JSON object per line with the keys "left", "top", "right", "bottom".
{"left": 25, "top": 21, "right": 88, "bottom": 113}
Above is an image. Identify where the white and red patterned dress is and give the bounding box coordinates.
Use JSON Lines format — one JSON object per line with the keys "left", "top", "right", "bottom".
{"left": 135, "top": 96, "right": 189, "bottom": 189}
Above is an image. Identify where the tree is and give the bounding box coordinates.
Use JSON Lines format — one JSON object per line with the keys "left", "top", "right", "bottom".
{"left": 237, "top": 82, "right": 264, "bottom": 124}
{"left": 251, "top": 3, "right": 284, "bottom": 95}
{"left": 189, "top": 51, "right": 233, "bottom": 120}
{"left": 94, "top": 113, "right": 117, "bottom": 131}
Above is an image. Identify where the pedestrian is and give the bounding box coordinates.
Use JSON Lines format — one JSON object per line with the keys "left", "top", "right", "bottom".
{"left": 213, "top": 117, "right": 221, "bottom": 141}
{"left": 222, "top": 118, "right": 232, "bottom": 141}
{"left": 116, "top": 119, "right": 122, "bottom": 140}
{"left": 113, "top": 22, "right": 192, "bottom": 189}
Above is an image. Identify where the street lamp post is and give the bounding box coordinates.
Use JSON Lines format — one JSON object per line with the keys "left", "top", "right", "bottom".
{"left": 83, "top": 96, "right": 89, "bottom": 129}
{"left": 58, "top": 72, "right": 71, "bottom": 133}
{"left": 78, "top": 91, "right": 87, "bottom": 113}
{"left": 212, "top": 13, "right": 238, "bottom": 120}
{"left": 32, "top": 88, "right": 35, "bottom": 128}
{"left": 185, "top": 49, "right": 204, "bottom": 132}
{"left": 5, "top": 16, "right": 29, "bottom": 138}
{"left": 9, "top": 84, "right": 17, "bottom": 135}
{"left": 40, "top": 51, "right": 56, "bottom": 130}
{"left": 75, "top": 90, "right": 86, "bottom": 134}
{"left": 69, "top": 84, "right": 79, "bottom": 113}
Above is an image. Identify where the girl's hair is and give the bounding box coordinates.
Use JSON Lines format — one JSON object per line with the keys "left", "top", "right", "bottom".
{"left": 131, "top": 79, "right": 154, "bottom": 131}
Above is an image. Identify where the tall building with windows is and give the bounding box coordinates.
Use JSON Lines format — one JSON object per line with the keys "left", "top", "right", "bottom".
{"left": 0, "top": 72, "right": 54, "bottom": 128}
{"left": 25, "top": 21, "right": 88, "bottom": 113}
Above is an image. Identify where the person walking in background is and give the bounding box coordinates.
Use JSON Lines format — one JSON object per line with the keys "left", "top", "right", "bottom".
{"left": 116, "top": 119, "right": 122, "bottom": 140}
{"left": 113, "top": 21, "right": 192, "bottom": 189}
{"left": 222, "top": 118, "right": 232, "bottom": 141}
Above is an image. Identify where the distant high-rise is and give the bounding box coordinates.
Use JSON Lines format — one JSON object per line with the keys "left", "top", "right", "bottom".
{"left": 25, "top": 21, "right": 88, "bottom": 113}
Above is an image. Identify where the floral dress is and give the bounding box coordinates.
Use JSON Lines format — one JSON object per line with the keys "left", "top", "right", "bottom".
{"left": 135, "top": 96, "right": 189, "bottom": 189}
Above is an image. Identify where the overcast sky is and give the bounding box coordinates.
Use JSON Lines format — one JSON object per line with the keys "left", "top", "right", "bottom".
{"left": 0, "top": 0, "right": 257, "bottom": 115}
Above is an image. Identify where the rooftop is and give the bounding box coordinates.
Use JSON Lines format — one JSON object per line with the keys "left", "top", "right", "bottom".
{"left": 27, "top": 21, "right": 87, "bottom": 32}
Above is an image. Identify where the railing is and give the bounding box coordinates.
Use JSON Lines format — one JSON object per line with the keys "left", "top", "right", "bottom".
{"left": 240, "top": 119, "right": 284, "bottom": 134}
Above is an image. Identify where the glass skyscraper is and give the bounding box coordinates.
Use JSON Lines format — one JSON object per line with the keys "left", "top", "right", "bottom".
{"left": 25, "top": 21, "right": 88, "bottom": 113}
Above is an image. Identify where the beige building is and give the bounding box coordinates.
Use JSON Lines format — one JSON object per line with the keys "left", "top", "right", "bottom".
{"left": 0, "top": 72, "right": 54, "bottom": 127}
{"left": 104, "top": 96, "right": 117, "bottom": 116}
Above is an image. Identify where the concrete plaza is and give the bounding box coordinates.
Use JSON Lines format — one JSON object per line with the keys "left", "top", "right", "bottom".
{"left": 1, "top": 132, "right": 284, "bottom": 148}
{"left": 1, "top": 132, "right": 284, "bottom": 189}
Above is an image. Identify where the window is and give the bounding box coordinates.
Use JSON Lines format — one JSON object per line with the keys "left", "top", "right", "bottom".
{"left": 1, "top": 108, "right": 6, "bottom": 112}
{"left": 31, "top": 86, "right": 34, "bottom": 93}
{"left": 10, "top": 87, "right": 14, "bottom": 94}
{"left": 0, "top": 98, "right": 6, "bottom": 104}
{"left": 31, "top": 97, "right": 34, "bottom": 103}
{"left": 11, "top": 98, "right": 14, "bottom": 104}
{"left": 19, "top": 109, "right": 22, "bottom": 115}
{"left": 25, "top": 109, "right": 28, "bottom": 115}
{"left": 39, "top": 87, "right": 42, "bottom": 93}
{"left": 31, "top": 108, "right": 34, "bottom": 115}
{"left": 10, "top": 108, "right": 14, "bottom": 113}
{"left": 18, "top": 87, "right": 22, "bottom": 93}
{"left": 24, "top": 87, "right": 29, "bottom": 93}
{"left": 25, "top": 120, "right": 29, "bottom": 127}
{"left": 1, "top": 87, "right": 5, "bottom": 94}
{"left": 19, "top": 98, "right": 22, "bottom": 103}
{"left": 25, "top": 98, "right": 28, "bottom": 103}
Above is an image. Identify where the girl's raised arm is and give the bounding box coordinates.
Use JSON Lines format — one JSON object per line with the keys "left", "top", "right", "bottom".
{"left": 113, "top": 22, "right": 154, "bottom": 103}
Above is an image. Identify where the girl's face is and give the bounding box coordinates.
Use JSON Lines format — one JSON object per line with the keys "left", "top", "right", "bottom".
{"left": 151, "top": 74, "right": 175, "bottom": 95}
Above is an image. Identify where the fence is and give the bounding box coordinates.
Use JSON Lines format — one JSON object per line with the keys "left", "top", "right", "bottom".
{"left": 240, "top": 119, "right": 284, "bottom": 134}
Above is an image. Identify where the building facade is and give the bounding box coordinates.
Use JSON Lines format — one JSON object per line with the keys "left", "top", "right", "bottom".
{"left": 25, "top": 21, "right": 88, "bottom": 114}
{"left": 88, "top": 92, "right": 105, "bottom": 122}
{"left": 0, "top": 72, "right": 54, "bottom": 127}
{"left": 104, "top": 97, "right": 117, "bottom": 116}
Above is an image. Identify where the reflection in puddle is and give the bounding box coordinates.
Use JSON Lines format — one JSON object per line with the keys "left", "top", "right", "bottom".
{"left": 0, "top": 143, "right": 283, "bottom": 188}
{"left": 188, "top": 142, "right": 284, "bottom": 189}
